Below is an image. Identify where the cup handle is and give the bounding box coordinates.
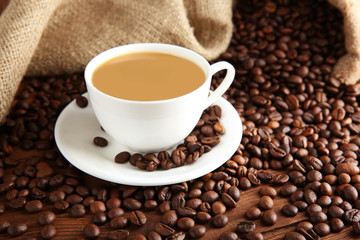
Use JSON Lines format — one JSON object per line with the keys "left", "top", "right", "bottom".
{"left": 204, "top": 61, "right": 235, "bottom": 109}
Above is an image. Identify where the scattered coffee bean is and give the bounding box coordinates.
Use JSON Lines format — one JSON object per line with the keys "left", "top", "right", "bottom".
{"left": 245, "top": 232, "right": 263, "bottom": 240}
{"left": 262, "top": 210, "right": 277, "bottom": 226}
{"left": 212, "top": 214, "right": 228, "bottom": 228}
{"left": 83, "top": 223, "right": 100, "bottom": 239}
{"left": 24, "top": 200, "right": 43, "bottom": 213}
{"left": 92, "top": 211, "right": 107, "bottom": 226}
{"left": 237, "top": 221, "right": 256, "bottom": 234}
{"left": 41, "top": 225, "right": 57, "bottom": 239}
{"left": 219, "top": 231, "right": 238, "bottom": 240}
{"left": 108, "top": 229, "right": 130, "bottom": 240}
{"left": 38, "top": 211, "right": 56, "bottom": 225}
{"left": 246, "top": 207, "right": 262, "bottom": 220}
{"left": 70, "top": 204, "right": 86, "bottom": 218}
{"left": 283, "top": 232, "right": 306, "bottom": 240}
{"left": 188, "top": 225, "right": 206, "bottom": 238}
{"left": 7, "top": 223, "right": 27, "bottom": 237}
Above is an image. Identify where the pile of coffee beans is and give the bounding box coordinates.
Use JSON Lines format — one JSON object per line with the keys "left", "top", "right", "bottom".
{"left": 1, "top": 0, "right": 360, "bottom": 239}
{"left": 90, "top": 104, "right": 225, "bottom": 171}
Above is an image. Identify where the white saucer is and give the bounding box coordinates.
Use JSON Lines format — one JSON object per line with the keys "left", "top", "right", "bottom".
{"left": 54, "top": 93, "right": 242, "bottom": 186}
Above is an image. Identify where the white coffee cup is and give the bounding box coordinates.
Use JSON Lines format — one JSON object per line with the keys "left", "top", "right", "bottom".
{"left": 84, "top": 43, "right": 235, "bottom": 152}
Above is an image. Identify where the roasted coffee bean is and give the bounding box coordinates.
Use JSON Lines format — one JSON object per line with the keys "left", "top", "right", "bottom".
{"left": 329, "top": 218, "right": 344, "bottom": 233}
{"left": 107, "top": 208, "right": 125, "bottom": 219}
{"left": 90, "top": 201, "right": 106, "bottom": 213}
{"left": 114, "top": 151, "right": 130, "bottom": 163}
{"left": 148, "top": 231, "right": 162, "bottom": 240}
{"left": 188, "top": 225, "right": 206, "bottom": 238}
{"left": 219, "top": 231, "right": 238, "bottom": 240}
{"left": 212, "top": 201, "right": 226, "bottom": 214}
{"left": 83, "top": 223, "right": 100, "bottom": 239}
{"left": 212, "top": 214, "right": 228, "bottom": 228}
{"left": 93, "top": 136, "right": 108, "bottom": 147}
{"left": 92, "top": 211, "right": 107, "bottom": 226}
{"left": 0, "top": 218, "right": 10, "bottom": 234}
{"left": 258, "top": 186, "right": 277, "bottom": 198}
{"left": 328, "top": 205, "right": 344, "bottom": 218}
{"left": 155, "top": 223, "right": 175, "bottom": 236}
{"left": 201, "top": 190, "right": 219, "bottom": 203}
{"left": 248, "top": 173, "right": 261, "bottom": 185}
{"left": 66, "top": 194, "right": 83, "bottom": 205}
{"left": 309, "top": 211, "right": 328, "bottom": 224}
{"left": 106, "top": 198, "right": 121, "bottom": 210}
{"left": 177, "top": 217, "right": 195, "bottom": 231}
{"left": 345, "top": 209, "right": 360, "bottom": 223}
{"left": 172, "top": 194, "right": 186, "bottom": 209}
{"left": 262, "top": 210, "right": 277, "bottom": 226}
{"left": 293, "top": 201, "right": 308, "bottom": 211}
{"left": 258, "top": 196, "right": 273, "bottom": 210}
{"left": 177, "top": 207, "right": 197, "bottom": 217}
{"left": 41, "top": 225, "right": 57, "bottom": 239}
{"left": 162, "top": 210, "right": 178, "bottom": 227}
{"left": 221, "top": 193, "right": 237, "bottom": 208}
{"left": 313, "top": 223, "right": 331, "bottom": 237}
{"left": 129, "top": 210, "right": 147, "bottom": 226}
{"left": 281, "top": 204, "right": 298, "bottom": 217}
{"left": 237, "top": 221, "right": 256, "bottom": 234}
{"left": 110, "top": 216, "right": 128, "bottom": 229}
{"left": 353, "top": 222, "right": 360, "bottom": 235}
{"left": 166, "top": 231, "right": 186, "bottom": 240}
{"left": 122, "top": 198, "right": 141, "bottom": 210}
{"left": 49, "top": 190, "right": 66, "bottom": 203}
{"left": 7, "top": 223, "right": 27, "bottom": 237}
{"left": 76, "top": 96, "right": 88, "bottom": 108}
{"left": 336, "top": 162, "right": 359, "bottom": 176}
{"left": 279, "top": 184, "right": 297, "bottom": 197}
{"left": 54, "top": 200, "right": 69, "bottom": 212}
{"left": 342, "top": 185, "right": 358, "bottom": 202}
{"left": 196, "top": 211, "right": 211, "bottom": 223}
{"left": 283, "top": 232, "right": 306, "bottom": 240}
{"left": 245, "top": 232, "right": 264, "bottom": 240}
{"left": 246, "top": 207, "right": 262, "bottom": 220}
{"left": 108, "top": 229, "right": 130, "bottom": 240}
{"left": 70, "top": 204, "right": 86, "bottom": 218}
{"left": 9, "top": 197, "right": 26, "bottom": 209}
{"left": 25, "top": 200, "right": 43, "bottom": 213}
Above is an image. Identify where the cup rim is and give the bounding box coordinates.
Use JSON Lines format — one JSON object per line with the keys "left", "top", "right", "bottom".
{"left": 84, "top": 43, "right": 211, "bottom": 104}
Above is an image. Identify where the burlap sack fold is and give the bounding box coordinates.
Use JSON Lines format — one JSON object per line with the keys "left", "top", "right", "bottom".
{"left": 0, "top": 0, "right": 234, "bottom": 123}
{"left": 328, "top": 0, "right": 360, "bottom": 85}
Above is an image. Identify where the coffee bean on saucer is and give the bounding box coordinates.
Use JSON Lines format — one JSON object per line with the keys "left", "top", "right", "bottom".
{"left": 76, "top": 96, "right": 88, "bottom": 108}
{"left": 115, "top": 151, "right": 131, "bottom": 163}
{"left": 93, "top": 136, "right": 108, "bottom": 147}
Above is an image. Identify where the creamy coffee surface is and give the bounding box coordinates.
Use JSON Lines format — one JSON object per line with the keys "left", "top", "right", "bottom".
{"left": 92, "top": 52, "right": 206, "bottom": 101}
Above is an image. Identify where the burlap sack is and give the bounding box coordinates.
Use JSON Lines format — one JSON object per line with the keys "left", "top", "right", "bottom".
{"left": 0, "top": 0, "right": 233, "bottom": 123}
{"left": 328, "top": 0, "right": 360, "bottom": 85}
